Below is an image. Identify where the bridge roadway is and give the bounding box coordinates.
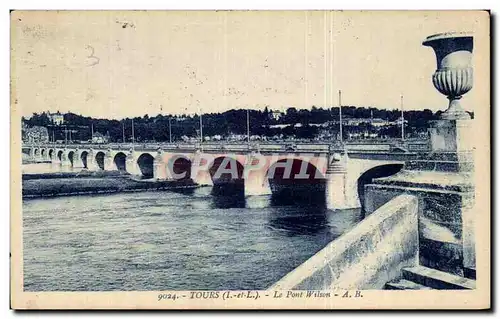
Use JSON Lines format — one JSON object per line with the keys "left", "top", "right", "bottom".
{"left": 22, "top": 140, "right": 430, "bottom": 209}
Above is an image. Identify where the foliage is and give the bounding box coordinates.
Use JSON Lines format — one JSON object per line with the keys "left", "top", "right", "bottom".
{"left": 22, "top": 106, "right": 456, "bottom": 142}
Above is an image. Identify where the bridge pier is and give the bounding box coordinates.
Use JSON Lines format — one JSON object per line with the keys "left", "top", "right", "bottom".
{"left": 244, "top": 155, "right": 272, "bottom": 196}
{"left": 192, "top": 169, "right": 213, "bottom": 186}
{"left": 244, "top": 172, "right": 271, "bottom": 196}
{"left": 190, "top": 152, "right": 213, "bottom": 186}
{"left": 153, "top": 152, "right": 168, "bottom": 180}
{"left": 71, "top": 150, "right": 86, "bottom": 169}
{"left": 33, "top": 148, "right": 42, "bottom": 161}
{"left": 50, "top": 151, "right": 60, "bottom": 164}
{"left": 87, "top": 150, "right": 99, "bottom": 171}
{"left": 60, "top": 150, "right": 73, "bottom": 168}
{"left": 103, "top": 150, "right": 114, "bottom": 171}
{"left": 126, "top": 152, "right": 142, "bottom": 176}
{"left": 325, "top": 153, "right": 360, "bottom": 210}
{"left": 40, "top": 149, "right": 48, "bottom": 161}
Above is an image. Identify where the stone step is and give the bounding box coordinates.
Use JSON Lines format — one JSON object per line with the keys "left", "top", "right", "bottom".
{"left": 464, "top": 266, "right": 476, "bottom": 280}
{"left": 385, "top": 279, "right": 433, "bottom": 290}
{"left": 402, "top": 266, "right": 476, "bottom": 290}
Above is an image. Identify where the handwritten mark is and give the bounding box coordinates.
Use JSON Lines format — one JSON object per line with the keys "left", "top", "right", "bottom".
{"left": 116, "top": 20, "right": 136, "bottom": 29}
{"left": 85, "top": 45, "right": 100, "bottom": 67}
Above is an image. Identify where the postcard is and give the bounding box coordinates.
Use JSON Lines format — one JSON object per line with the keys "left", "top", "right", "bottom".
{"left": 10, "top": 10, "right": 490, "bottom": 310}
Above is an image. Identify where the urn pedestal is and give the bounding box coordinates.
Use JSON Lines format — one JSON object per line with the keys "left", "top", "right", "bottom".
{"left": 364, "top": 32, "right": 476, "bottom": 279}
{"left": 422, "top": 32, "right": 475, "bottom": 173}
{"left": 424, "top": 32, "right": 476, "bottom": 275}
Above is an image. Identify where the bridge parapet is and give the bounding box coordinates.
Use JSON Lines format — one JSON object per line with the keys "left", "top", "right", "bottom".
{"left": 24, "top": 139, "right": 430, "bottom": 155}
{"left": 272, "top": 194, "right": 419, "bottom": 290}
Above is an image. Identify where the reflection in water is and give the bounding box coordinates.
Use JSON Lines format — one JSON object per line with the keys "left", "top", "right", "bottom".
{"left": 269, "top": 177, "right": 327, "bottom": 207}
{"left": 267, "top": 206, "right": 329, "bottom": 237}
{"left": 208, "top": 181, "right": 335, "bottom": 237}
{"left": 23, "top": 164, "right": 363, "bottom": 291}
{"left": 211, "top": 183, "right": 246, "bottom": 209}
{"left": 268, "top": 188, "right": 329, "bottom": 237}
{"left": 168, "top": 185, "right": 196, "bottom": 196}
{"left": 22, "top": 163, "right": 80, "bottom": 174}
{"left": 269, "top": 186, "right": 326, "bottom": 207}
{"left": 208, "top": 182, "right": 347, "bottom": 238}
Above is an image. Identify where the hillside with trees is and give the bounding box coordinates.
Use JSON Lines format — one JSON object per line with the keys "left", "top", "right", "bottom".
{"left": 22, "top": 106, "right": 468, "bottom": 143}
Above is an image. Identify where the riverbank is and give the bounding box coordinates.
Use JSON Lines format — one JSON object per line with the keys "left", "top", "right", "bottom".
{"left": 22, "top": 170, "right": 126, "bottom": 180}
{"left": 22, "top": 159, "right": 52, "bottom": 165}
{"left": 22, "top": 174, "right": 198, "bottom": 198}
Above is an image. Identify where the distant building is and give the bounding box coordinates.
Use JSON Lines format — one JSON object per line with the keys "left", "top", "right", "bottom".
{"left": 270, "top": 110, "right": 283, "bottom": 121}
{"left": 92, "top": 132, "right": 109, "bottom": 144}
{"left": 49, "top": 111, "right": 64, "bottom": 126}
{"left": 268, "top": 124, "right": 289, "bottom": 129}
{"left": 391, "top": 116, "right": 408, "bottom": 126}
{"left": 337, "top": 117, "right": 393, "bottom": 127}
{"left": 370, "top": 118, "right": 391, "bottom": 127}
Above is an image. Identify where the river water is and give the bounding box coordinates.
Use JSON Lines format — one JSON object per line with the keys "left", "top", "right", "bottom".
{"left": 23, "top": 165, "right": 363, "bottom": 291}
{"left": 22, "top": 162, "right": 80, "bottom": 174}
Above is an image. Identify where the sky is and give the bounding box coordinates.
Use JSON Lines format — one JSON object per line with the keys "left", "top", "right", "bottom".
{"left": 11, "top": 10, "right": 488, "bottom": 119}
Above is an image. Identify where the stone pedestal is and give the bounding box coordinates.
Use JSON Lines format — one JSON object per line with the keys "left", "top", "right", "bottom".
{"left": 365, "top": 170, "right": 474, "bottom": 276}
{"left": 428, "top": 119, "right": 474, "bottom": 170}
{"left": 364, "top": 117, "right": 476, "bottom": 278}
{"left": 462, "top": 192, "right": 476, "bottom": 276}
{"left": 405, "top": 119, "right": 474, "bottom": 172}
{"left": 430, "top": 120, "right": 473, "bottom": 153}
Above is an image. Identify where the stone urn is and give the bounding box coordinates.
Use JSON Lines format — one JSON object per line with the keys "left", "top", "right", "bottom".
{"left": 423, "top": 32, "right": 473, "bottom": 120}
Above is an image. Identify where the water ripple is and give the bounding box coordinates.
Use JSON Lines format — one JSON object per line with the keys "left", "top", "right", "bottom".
{"left": 23, "top": 190, "right": 361, "bottom": 291}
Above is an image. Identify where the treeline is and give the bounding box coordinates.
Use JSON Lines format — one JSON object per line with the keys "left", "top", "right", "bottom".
{"left": 22, "top": 106, "right": 471, "bottom": 142}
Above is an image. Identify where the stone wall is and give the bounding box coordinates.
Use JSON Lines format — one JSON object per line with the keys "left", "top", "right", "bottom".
{"left": 364, "top": 172, "right": 474, "bottom": 276}
{"left": 271, "top": 194, "right": 419, "bottom": 290}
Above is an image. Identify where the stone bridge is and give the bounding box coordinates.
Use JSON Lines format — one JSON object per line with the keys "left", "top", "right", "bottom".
{"left": 22, "top": 141, "right": 430, "bottom": 209}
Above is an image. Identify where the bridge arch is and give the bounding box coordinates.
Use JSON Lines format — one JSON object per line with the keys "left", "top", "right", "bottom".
{"left": 48, "top": 149, "right": 54, "bottom": 160}
{"left": 267, "top": 158, "right": 327, "bottom": 205}
{"left": 57, "top": 150, "right": 64, "bottom": 162}
{"left": 67, "top": 151, "right": 75, "bottom": 167}
{"left": 206, "top": 156, "right": 245, "bottom": 204}
{"left": 356, "top": 163, "right": 404, "bottom": 207}
{"left": 167, "top": 155, "right": 192, "bottom": 180}
{"left": 34, "top": 148, "right": 40, "bottom": 158}
{"left": 326, "top": 157, "right": 406, "bottom": 210}
{"left": 40, "top": 149, "right": 46, "bottom": 159}
{"left": 80, "top": 151, "right": 89, "bottom": 168}
{"left": 208, "top": 156, "right": 245, "bottom": 186}
{"left": 137, "top": 153, "right": 155, "bottom": 178}
{"left": 95, "top": 151, "right": 106, "bottom": 170}
{"left": 113, "top": 152, "right": 127, "bottom": 172}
